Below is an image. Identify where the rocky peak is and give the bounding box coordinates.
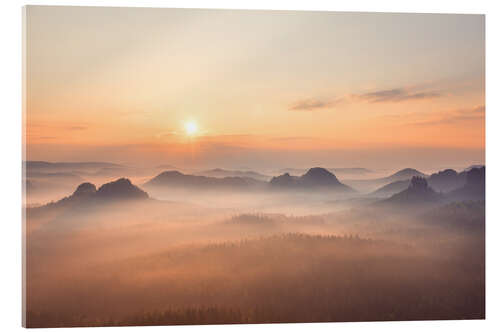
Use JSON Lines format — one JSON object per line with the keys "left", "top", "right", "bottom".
{"left": 72, "top": 182, "right": 97, "bottom": 197}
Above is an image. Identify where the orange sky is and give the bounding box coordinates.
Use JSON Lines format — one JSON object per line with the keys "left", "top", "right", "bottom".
{"left": 25, "top": 7, "right": 485, "bottom": 171}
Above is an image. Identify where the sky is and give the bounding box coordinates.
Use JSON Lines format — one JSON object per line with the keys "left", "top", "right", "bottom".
{"left": 25, "top": 6, "right": 485, "bottom": 172}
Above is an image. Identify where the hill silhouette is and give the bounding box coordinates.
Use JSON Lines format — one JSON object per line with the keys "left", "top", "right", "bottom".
{"left": 381, "top": 168, "right": 427, "bottom": 183}
{"left": 270, "top": 167, "right": 354, "bottom": 192}
{"left": 95, "top": 178, "right": 149, "bottom": 200}
{"left": 380, "top": 176, "right": 443, "bottom": 206}
{"left": 72, "top": 182, "right": 97, "bottom": 198}
{"left": 370, "top": 179, "right": 410, "bottom": 197}
{"left": 427, "top": 169, "right": 466, "bottom": 192}
{"left": 34, "top": 178, "right": 149, "bottom": 209}
{"left": 464, "top": 164, "right": 485, "bottom": 172}
{"left": 301, "top": 167, "right": 345, "bottom": 186}
{"left": 269, "top": 173, "right": 298, "bottom": 187}
{"left": 144, "top": 170, "right": 266, "bottom": 191}
{"left": 371, "top": 168, "right": 467, "bottom": 197}
{"left": 277, "top": 167, "right": 372, "bottom": 177}
{"left": 343, "top": 168, "right": 427, "bottom": 193}
{"left": 448, "top": 167, "right": 485, "bottom": 201}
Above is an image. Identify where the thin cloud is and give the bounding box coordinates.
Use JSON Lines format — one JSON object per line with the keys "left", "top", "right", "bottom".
{"left": 289, "top": 98, "right": 342, "bottom": 111}
{"left": 289, "top": 86, "right": 442, "bottom": 111}
{"left": 355, "top": 89, "right": 441, "bottom": 103}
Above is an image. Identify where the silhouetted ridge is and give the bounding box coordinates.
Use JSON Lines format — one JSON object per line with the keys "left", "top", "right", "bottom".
{"left": 371, "top": 168, "right": 467, "bottom": 197}
{"left": 301, "top": 167, "right": 341, "bottom": 186}
{"left": 394, "top": 168, "right": 422, "bottom": 177}
{"left": 95, "top": 178, "right": 149, "bottom": 200}
{"left": 154, "top": 170, "right": 185, "bottom": 180}
{"left": 144, "top": 170, "right": 266, "bottom": 190}
{"left": 370, "top": 180, "right": 410, "bottom": 197}
{"left": 270, "top": 167, "right": 353, "bottom": 192}
{"left": 35, "top": 178, "right": 149, "bottom": 209}
{"left": 383, "top": 168, "right": 427, "bottom": 182}
{"left": 464, "top": 164, "right": 484, "bottom": 172}
{"left": 448, "top": 167, "right": 485, "bottom": 201}
{"left": 72, "top": 182, "right": 97, "bottom": 197}
{"left": 427, "top": 169, "right": 466, "bottom": 192}
{"left": 435, "top": 169, "right": 458, "bottom": 177}
{"left": 466, "top": 167, "right": 485, "bottom": 186}
{"left": 380, "top": 176, "right": 442, "bottom": 206}
{"left": 269, "top": 173, "right": 298, "bottom": 187}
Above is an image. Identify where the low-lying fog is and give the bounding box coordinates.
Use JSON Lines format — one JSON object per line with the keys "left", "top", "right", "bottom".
{"left": 24, "top": 162, "right": 485, "bottom": 327}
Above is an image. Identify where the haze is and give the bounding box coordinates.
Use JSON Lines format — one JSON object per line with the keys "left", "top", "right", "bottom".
{"left": 23, "top": 6, "right": 485, "bottom": 328}
{"left": 25, "top": 6, "right": 484, "bottom": 170}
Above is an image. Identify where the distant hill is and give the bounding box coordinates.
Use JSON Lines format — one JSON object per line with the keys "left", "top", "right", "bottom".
{"left": 26, "top": 171, "right": 84, "bottom": 181}
{"left": 370, "top": 168, "right": 467, "bottom": 197}
{"left": 25, "top": 161, "right": 122, "bottom": 171}
{"left": 25, "top": 161, "right": 174, "bottom": 179}
{"left": 25, "top": 171, "right": 85, "bottom": 191}
{"left": 380, "top": 168, "right": 427, "bottom": 183}
{"left": 379, "top": 176, "right": 443, "bottom": 207}
{"left": 377, "top": 168, "right": 484, "bottom": 208}
{"left": 448, "top": 167, "right": 485, "bottom": 202}
{"left": 427, "top": 169, "right": 466, "bottom": 193}
{"left": 301, "top": 168, "right": 348, "bottom": 187}
{"left": 370, "top": 179, "right": 410, "bottom": 197}
{"left": 196, "top": 168, "right": 271, "bottom": 182}
{"left": 144, "top": 168, "right": 353, "bottom": 193}
{"left": 344, "top": 168, "right": 427, "bottom": 193}
{"left": 277, "top": 167, "right": 372, "bottom": 177}
{"left": 25, "top": 160, "right": 131, "bottom": 180}
{"left": 25, "top": 170, "right": 86, "bottom": 199}
{"left": 270, "top": 173, "right": 300, "bottom": 187}
{"left": 144, "top": 170, "right": 266, "bottom": 191}
{"left": 270, "top": 167, "right": 354, "bottom": 193}
{"left": 464, "top": 164, "right": 485, "bottom": 172}
{"left": 94, "top": 178, "right": 149, "bottom": 200}
{"left": 34, "top": 178, "right": 149, "bottom": 209}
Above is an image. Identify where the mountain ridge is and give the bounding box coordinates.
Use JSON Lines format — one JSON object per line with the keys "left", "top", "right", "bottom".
{"left": 270, "top": 167, "right": 354, "bottom": 193}
{"left": 144, "top": 170, "right": 266, "bottom": 191}
{"left": 31, "top": 178, "right": 149, "bottom": 210}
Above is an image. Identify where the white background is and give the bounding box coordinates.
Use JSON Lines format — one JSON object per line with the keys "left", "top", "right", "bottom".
{"left": 0, "top": 0, "right": 498, "bottom": 332}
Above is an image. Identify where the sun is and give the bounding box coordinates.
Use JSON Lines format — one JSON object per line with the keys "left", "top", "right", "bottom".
{"left": 184, "top": 121, "right": 198, "bottom": 136}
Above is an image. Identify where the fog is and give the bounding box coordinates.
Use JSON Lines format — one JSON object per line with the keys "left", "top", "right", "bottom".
{"left": 24, "top": 164, "right": 485, "bottom": 327}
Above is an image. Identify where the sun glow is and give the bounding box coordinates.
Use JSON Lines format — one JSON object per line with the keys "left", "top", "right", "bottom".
{"left": 184, "top": 121, "right": 198, "bottom": 136}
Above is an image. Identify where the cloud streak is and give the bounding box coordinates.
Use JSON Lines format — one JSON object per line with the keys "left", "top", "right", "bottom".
{"left": 289, "top": 86, "right": 443, "bottom": 111}
{"left": 354, "top": 89, "right": 441, "bottom": 103}
{"left": 288, "top": 98, "right": 342, "bottom": 111}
